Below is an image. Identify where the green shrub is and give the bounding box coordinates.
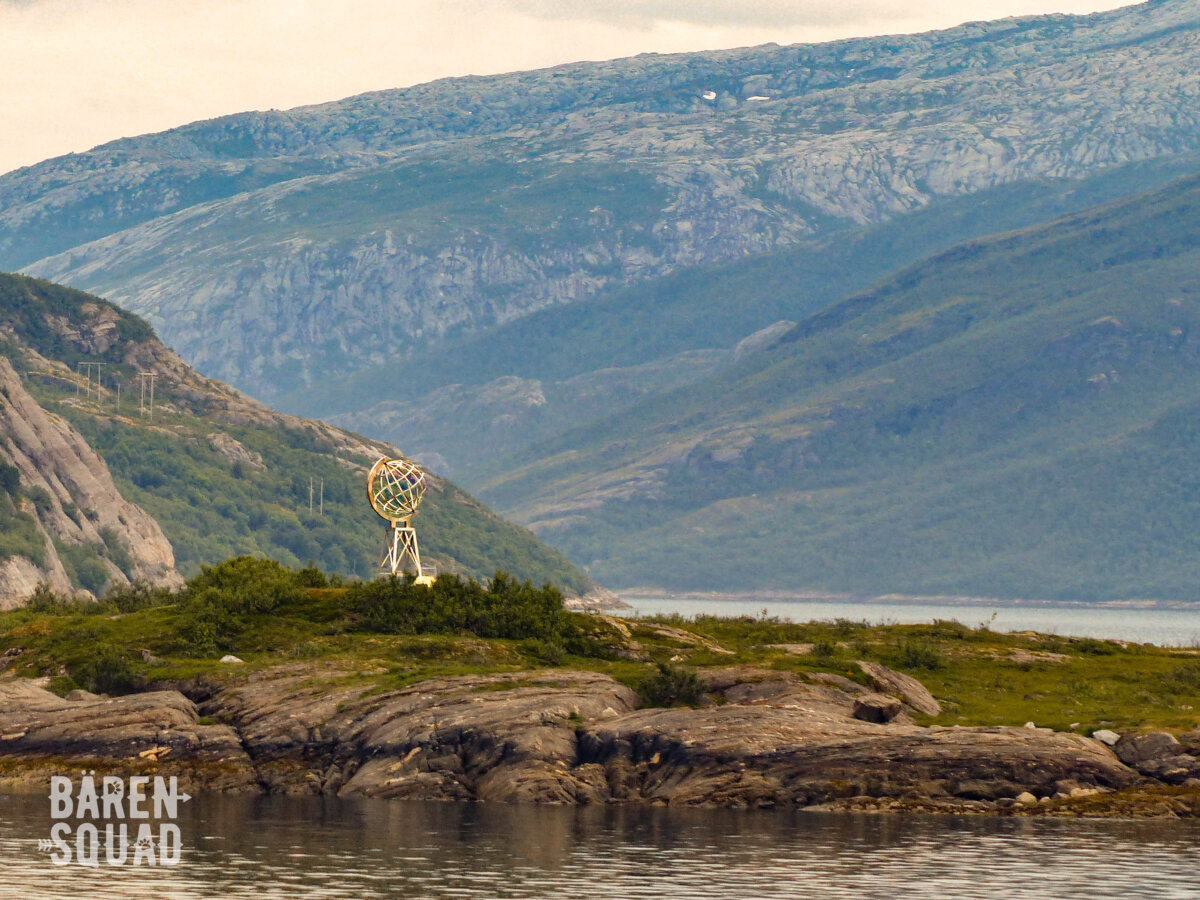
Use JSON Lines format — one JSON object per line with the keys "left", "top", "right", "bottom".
{"left": 47, "top": 675, "right": 81, "bottom": 697}
{"left": 811, "top": 640, "right": 837, "bottom": 659}
{"left": 832, "top": 618, "right": 868, "bottom": 635}
{"left": 562, "top": 628, "right": 620, "bottom": 661}
{"left": 892, "top": 641, "right": 946, "bottom": 672}
{"left": 26, "top": 486, "right": 53, "bottom": 513}
{"left": 296, "top": 562, "right": 328, "bottom": 588}
{"left": 928, "top": 619, "right": 973, "bottom": 640}
{"left": 0, "top": 462, "right": 20, "bottom": 496}
{"left": 523, "top": 636, "right": 566, "bottom": 666}
{"left": 349, "top": 570, "right": 570, "bottom": 641}
{"left": 53, "top": 541, "right": 111, "bottom": 595}
{"left": 1167, "top": 660, "right": 1200, "bottom": 690}
{"left": 0, "top": 492, "right": 46, "bottom": 565}
{"left": 71, "top": 643, "right": 138, "bottom": 695}
{"left": 185, "top": 555, "right": 303, "bottom": 613}
{"left": 98, "top": 526, "right": 134, "bottom": 574}
{"left": 638, "top": 662, "right": 705, "bottom": 707}
{"left": 103, "top": 579, "right": 173, "bottom": 613}
{"left": 1076, "top": 638, "right": 1119, "bottom": 656}
{"left": 25, "top": 582, "right": 96, "bottom": 615}
{"left": 176, "top": 555, "right": 305, "bottom": 655}
{"left": 178, "top": 606, "right": 226, "bottom": 656}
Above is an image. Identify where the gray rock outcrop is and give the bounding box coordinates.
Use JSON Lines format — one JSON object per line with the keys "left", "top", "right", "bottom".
{"left": 0, "top": 681, "right": 254, "bottom": 791}
{"left": 0, "top": 357, "right": 182, "bottom": 605}
{"left": 0, "top": 666, "right": 1146, "bottom": 811}
{"left": 856, "top": 661, "right": 942, "bottom": 716}
{"left": 1114, "top": 731, "right": 1200, "bottom": 785}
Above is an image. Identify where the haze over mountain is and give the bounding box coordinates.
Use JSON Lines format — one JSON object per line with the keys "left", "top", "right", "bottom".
{"left": 6, "top": 0, "right": 1200, "bottom": 600}
{"left": 476, "top": 169, "right": 1200, "bottom": 601}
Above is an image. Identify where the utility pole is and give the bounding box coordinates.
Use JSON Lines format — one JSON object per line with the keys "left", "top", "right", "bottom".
{"left": 76, "top": 362, "right": 104, "bottom": 402}
{"left": 137, "top": 372, "right": 158, "bottom": 420}
{"left": 309, "top": 476, "right": 314, "bottom": 514}
{"left": 319, "top": 478, "right": 324, "bottom": 516}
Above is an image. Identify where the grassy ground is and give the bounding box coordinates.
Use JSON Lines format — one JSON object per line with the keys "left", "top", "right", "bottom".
{"left": 3, "top": 589, "right": 1200, "bottom": 737}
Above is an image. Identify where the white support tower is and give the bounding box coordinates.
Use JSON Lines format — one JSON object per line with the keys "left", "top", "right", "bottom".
{"left": 381, "top": 518, "right": 434, "bottom": 585}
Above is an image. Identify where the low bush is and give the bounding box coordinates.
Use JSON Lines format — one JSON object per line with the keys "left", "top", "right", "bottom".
{"left": 811, "top": 640, "right": 837, "bottom": 659}
{"left": 891, "top": 641, "right": 946, "bottom": 672}
{"left": 1076, "top": 638, "right": 1119, "bottom": 656}
{"left": 1168, "top": 660, "right": 1200, "bottom": 690}
{"left": 70, "top": 643, "right": 138, "bottom": 695}
{"left": 103, "top": 579, "right": 173, "bottom": 613}
{"left": 25, "top": 582, "right": 97, "bottom": 615}
{"left": 638, "top": 662, "right": 705, "bottom": 707}
{"left": 349, "top": 570, "right": 570, "bottom": 641}
{"left": 523, "top": 636, "right": 566, "bottom": 666}
{"left": 177, "top": 555, "right": 305, "bottom": 654}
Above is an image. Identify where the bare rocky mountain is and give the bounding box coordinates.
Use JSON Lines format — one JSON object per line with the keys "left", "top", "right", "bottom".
{"left": 6, "top": 0, "right": 1200, "bottom": 399}
{"left": 0, "top": 357, "right": 181, "bottom": 606}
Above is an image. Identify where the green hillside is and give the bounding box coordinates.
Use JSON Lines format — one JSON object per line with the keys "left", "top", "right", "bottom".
{"left": 0, "top": 273, "right": 593, "bottom": 594}
{"left": 477, "top": 168, "right": 1200, "bottom": 601}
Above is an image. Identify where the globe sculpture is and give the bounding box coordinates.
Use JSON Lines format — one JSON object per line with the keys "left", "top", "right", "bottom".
{"left": 367, "top": 457, "right": 434, "bottom": 584}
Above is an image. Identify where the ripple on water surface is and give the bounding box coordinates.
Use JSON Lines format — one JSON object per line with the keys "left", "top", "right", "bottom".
{"left": 2, "top": 794, "right": 1200, "bottom": 899}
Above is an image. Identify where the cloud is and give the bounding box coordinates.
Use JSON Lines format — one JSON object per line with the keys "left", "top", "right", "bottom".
{"left": 491, "top": 0, "right": 1127, "bottom": 30}
{"left": 491, "top": 0, "right": 934, "bottom": 30}
{"left": 0, "top": 0, "right": 1131, "bottom": 176}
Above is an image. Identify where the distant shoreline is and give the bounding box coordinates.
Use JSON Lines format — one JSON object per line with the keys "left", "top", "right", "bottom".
{"left": 616, "top": 589, "right": 1200, "bottom": 611}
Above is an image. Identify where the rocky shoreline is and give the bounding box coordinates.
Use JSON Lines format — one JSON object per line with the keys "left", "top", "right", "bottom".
{"left": 2, "top": 663, "right": 1198, "bottom": 817}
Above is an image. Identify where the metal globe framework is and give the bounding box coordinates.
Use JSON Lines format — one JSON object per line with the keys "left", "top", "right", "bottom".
{"left": 368, "top": 456, "right": 427, "bottom": 522}
{"left": 367, "top": 456, "right": 434, "bottom": 584}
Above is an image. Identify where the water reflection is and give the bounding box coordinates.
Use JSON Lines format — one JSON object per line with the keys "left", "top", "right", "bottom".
{"left": 2, "top": 792, "right": 1199, "bottom": 898}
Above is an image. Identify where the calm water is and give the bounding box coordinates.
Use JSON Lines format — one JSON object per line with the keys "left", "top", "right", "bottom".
{"left": 621, "top": 597, "right": 1200, "bottom": 647}
{"left": 0, "top": 793, "right": 1198, "bottom": 899}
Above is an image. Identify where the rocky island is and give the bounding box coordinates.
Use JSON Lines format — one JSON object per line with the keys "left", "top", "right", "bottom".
{"left": 2, "top": 563, "right": 1199, "bottom": 818}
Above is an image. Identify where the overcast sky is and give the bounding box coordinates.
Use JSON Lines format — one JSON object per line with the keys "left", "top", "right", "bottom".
{"left": 0, "top": 0, "right": 1132, "bottom": 176}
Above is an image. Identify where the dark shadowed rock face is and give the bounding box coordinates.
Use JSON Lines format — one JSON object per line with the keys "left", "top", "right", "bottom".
{"left": 0, "top": 666, "right": 1154, "bottom": 811}
{"left": 853, "top": 693, "right": 904, "bottom": 723}
{"left": 1114, "top": 731, "right": 1200, "bottom": 785}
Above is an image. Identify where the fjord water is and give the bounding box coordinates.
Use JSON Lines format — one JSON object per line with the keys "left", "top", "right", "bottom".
{"left": 621, "top": 598, "right": 1200, "bottom": 647}
{"left": 2, "top": 793, "right": 1199, "bottom": 899}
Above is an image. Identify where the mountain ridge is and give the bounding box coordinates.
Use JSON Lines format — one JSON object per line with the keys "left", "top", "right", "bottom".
{"left": 11, "top": 0, "right": 1200, "bottom": 398}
